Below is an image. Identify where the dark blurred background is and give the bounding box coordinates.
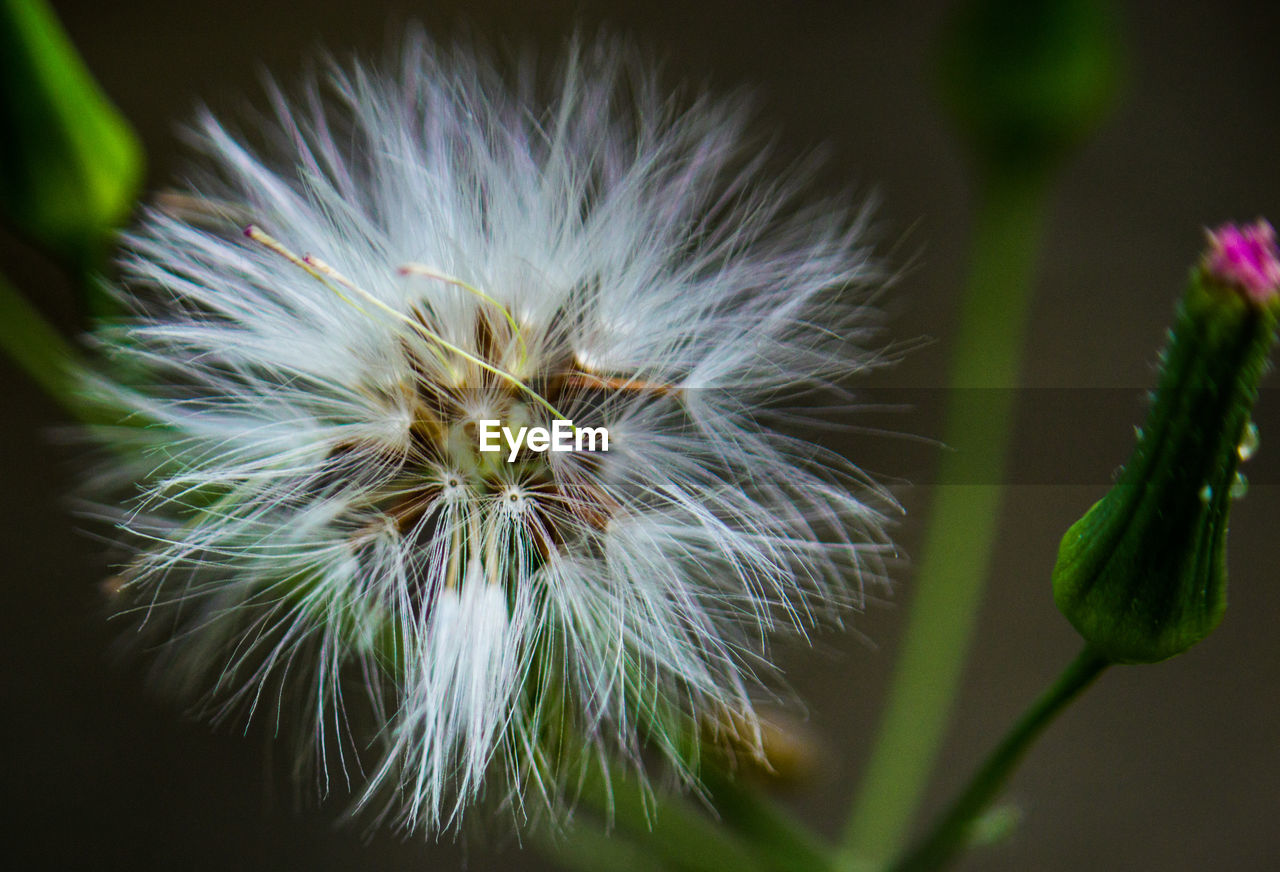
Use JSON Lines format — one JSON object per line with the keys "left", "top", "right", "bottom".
{"left": 2, "top": 1, "right": 1278, "bottom": 869}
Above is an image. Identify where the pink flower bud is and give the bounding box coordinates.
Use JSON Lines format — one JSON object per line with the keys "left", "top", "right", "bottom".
{"left": 1203, "top": 220, "right": 1280, "bottom": 303}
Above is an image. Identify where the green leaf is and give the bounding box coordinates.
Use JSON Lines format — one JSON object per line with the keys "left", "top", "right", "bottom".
{"left": 0, "top": 0, "right": 143, "bottom": 271}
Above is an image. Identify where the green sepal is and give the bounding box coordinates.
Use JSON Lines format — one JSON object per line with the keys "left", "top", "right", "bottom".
{"left": 1052, "top": 270, "right": 1276, "bottom": 663}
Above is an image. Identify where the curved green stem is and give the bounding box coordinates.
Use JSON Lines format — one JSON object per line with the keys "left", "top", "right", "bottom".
{"left": 889, "top": 647, "right": 1109, "bottom": 872}
{"left": 842, "top": 169, "right": 1051, "bottom": 868}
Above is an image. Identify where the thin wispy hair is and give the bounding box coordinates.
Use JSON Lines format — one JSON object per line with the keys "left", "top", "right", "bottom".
{"left": 82, "top": 31, "right": 897, "bottom": 834}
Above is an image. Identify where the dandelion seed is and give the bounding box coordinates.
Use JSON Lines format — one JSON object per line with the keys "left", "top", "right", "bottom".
{"left": 83, "top": 32, "right": 897, "bottom": 834}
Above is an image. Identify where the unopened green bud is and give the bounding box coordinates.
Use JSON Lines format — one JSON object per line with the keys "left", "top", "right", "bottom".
{"left": 0, "top": 0, "right": 142, "bottom": 268}
{"left": 1053, "top": 221, "right": 1280, "bottom": 664}
{"left": 937, "top": 0, "right": 1120, "bottom": 179}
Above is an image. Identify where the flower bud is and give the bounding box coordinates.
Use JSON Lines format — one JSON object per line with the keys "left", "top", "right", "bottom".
{"left": 1052, "top": 221, "right": 1280, "bottom": 663}
{"left": 0, "top": 0, "right": 142, "bottom": 268}
{"left": 936, "top": 0, "right": 1120, "bottom": 179}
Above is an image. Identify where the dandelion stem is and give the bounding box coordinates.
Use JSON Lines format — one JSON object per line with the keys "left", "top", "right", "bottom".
{"left": 554, "top": 763, "right": 777, "bottom": 872}
{"left": 535, "top": 823, "right": 666, "bottom": 872}
{"left": 701, "top": 770, "right": 836, "bottom": 872}
{"left": 842, "top": 169, "right": 1050, "bottom": 868}
{"left": 888, "top": 647, "right": 1109, "bottom": 872}
{"left": 0, "top": 270, "right": 81, "bottom": 413}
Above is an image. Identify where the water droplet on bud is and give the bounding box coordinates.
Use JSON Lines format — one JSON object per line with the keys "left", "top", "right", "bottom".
{"left": 1237, "top": 421, "right": 1260, "bottom": 461}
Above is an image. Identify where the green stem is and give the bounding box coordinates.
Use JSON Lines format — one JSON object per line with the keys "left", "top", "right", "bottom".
{"left": 534, "top": 823, "right": 666, "bottom": 872}
{"left": 702, "top": 770, "right": 836, "bottom": 872}
{"left": 0, "top": 269, "right": 82, "bottom": 413}
{"left": 545, "top": 762, "right": 776, "bottom": 872}
{"left": 842, "top": 169, "right": 1051, "bottom": 868}
{"left": 889, "top": 647, "right": 1109, "bottom": 872}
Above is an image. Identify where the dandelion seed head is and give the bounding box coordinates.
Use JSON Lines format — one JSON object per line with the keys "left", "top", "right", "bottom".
{"left": 85, "top": 32, "right": 896, "bottom": 834}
